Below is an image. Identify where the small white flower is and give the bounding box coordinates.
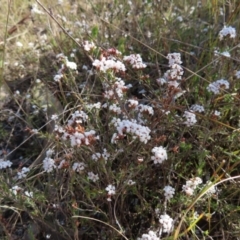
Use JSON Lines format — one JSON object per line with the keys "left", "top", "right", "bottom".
{"left": 219, "top": 25, "right": 236, "bottom": 40}
{"left": 151, "top": 146, "right": 168, "bottom": 164}
{"left": 66, "top": 60, "right": 77, "bottom": 70}
{"left": 190, "top": 104, "right": 205, "bottom": 113}
{"left": 17, "top": 167, "right": 30, "bottom": 179}
{"left": 16, "top": 42, "right": 23, "bottom": 48}
{"left": 46, "top": 149, "right": 54, "bottom": 157}
{"left": 127, "top": 179, "right": 136, "bottom": 185}
{"left": 87, "top": 172, "right": 99, "bottom": 182}
{"left": 207, "top": 79, "right": 229, "bottom": 94}
{"left": 43, "top": 157, "right": 56, "bottom": 173}
{"left": 54, "top": 74, "right": 63, "bottom": 82}
{"left": 51, "top": 114, "right": 58, "bottom": 121}
{"left": 11, "top": 186, "right": 22, "bottom": 195}
{"left": 83, "top": 40, "right": 96, "bottom": 51}
{"left": 183, "top": 111, "right": 197, "bottom": 126}
{"left": 182, "top": 177, "right": 203, "bottom": 196}
{"left": 137, "top": 230, "right": 160, "bottom": 240}
{"left": 105, "top": 184, "right": 116, "bottom": 195}
{"left": 213, "top": 110, "right": 221, "bottom": 116}
{"left": 163, "top": 185, "right": 175, "bottom": 200}
{"left": 204, "top": 181, "right": 218, "bottom": 196}
{"left": 0, "top": 159, "right": 12, "bottom": 169}
{"left": 72, "top": 162, "right": 86, "bottom": 172}
{"left": 159, "top": 214, "right": 174, "bottom": 233}
{"left": 24, "top": 191, "right": 33, "bottom": 198}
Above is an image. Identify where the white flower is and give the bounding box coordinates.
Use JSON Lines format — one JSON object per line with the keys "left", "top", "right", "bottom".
{"left": 16, "top": 42, "right": 23, "bottom": 47}
{"left": 182, "top": 177, "right": 203, "bottom": 196}
{"left": 219, "top": 26, "right": 236, "bottom": 40}
{"left": 0, "top": 159, "right": 12, "bottom": 169}
{"left": 166, "top": 52, "right": 182, "bottom": 66}
{"left": 137, "top": 230, "right": 160, "bottom": 240}
{"left": 11, "top": 186, "right": 22, "bottom": 195}
{"left": 87, "top": 172, "right": 99, "bottom": 182}
{"left": 127, "top": 99, "right": 139, "bottom": 108}
{"left": 190, "top": 104, "right": 205, "bottom": 113}
{"left": 17, "top": 167, "right": 30, "bottom": 179}
{"left": 43, "top": 157, "right": 56, "bottom": 173}
{"left": 83, "top": 40, "right": 96, "bottom": 51}
{"left": 109, "top": 104, "right": 122, "bottom": 114}
{"left": 213, "top": 110, "right": 221, "bottom": 116}
{"left": 46, "top": 149, "right": 54, "bottom": 157}
{"left": 54, "top": 74, "right": 63, "bottom": 82}
{"left": 163, "top": 185, "right": 175, "bottom": 200}
{"left": 151, "top": 146, "right": 168, "bottom": 164}
{"left": 183, "top": 111, "right": 197, "bottom": 126}
{"left": 93, "top": 57, "right": 126, "bottom": 72}
{"left": 204, "top": 181, "right": 217, "bottom": 196}
{"left": 159, "top": 214, "right": 174, "bottom": 233}
{"left": 24, "top": 191, "right": 33, "bottom": 198}
{"left": 51, "top": 114, "right": 59, "bottom": 121}
{"left": 137, "top": 104, "right": 154, "bottom": 115}
{"left": 207, "top": 79, "right": 229, "bottom": 94}
{"left": 105, "top": 184, "right": 116, "bottom": 195}
{"left": 66, "top": 60, "right": 77, "bottom": 70}
{"left": 127, "top": 179, "right": 136, "bottom": 185}
{"left": 72, "top": 162, "right": 86, "bottom": 172}
{"left": 123, "top": 54, "right": 146, "bottom": 69}
{"left": 112, "top": 118, "right": 151, "bottom": 144}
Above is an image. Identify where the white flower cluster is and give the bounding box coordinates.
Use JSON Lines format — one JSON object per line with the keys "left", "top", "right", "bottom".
{"left": 111, "top": 118, "right": 151, "bottom": 144}
{"left": 92, "top": 48, "right": 125, "bottom": 73}
{"left": 0, "top": 159, "right": 12, "bottom": 169}
{"left": 137, "top": 230, "right": 160, "bottom": 240}
{"left": 105, "top": 184, "right": 116, "bottom": 201}
{"left": 103, "top": 77, "right": 132, "bottom": 100}
{"left": 204, "top": 181, "right": 218, "bottom": 196}
{"left": 137, "top": 104, "right": 154, "bottom": 115}
{"left": 86, "top": 102, "right": 101, "bottom": 110}
{"left": 219, "top": 26, "right": 236, "bottom": 40}
{"left": 182, "top": 177, "right": 202, "bottom": 196}
{"left": 159, "top": 214, "right": 174, "bottom": 233}
{"left": 17, "top": 167, "right": 30, "bottom": 179}
{"left": 54, "top": 53, "right": 77, "bottom": 82}
{"left": 165, "top": 53, "right": 184, "bottom": 81}
{"left": 207, "top": 79, "right": 230, "bottom": 94}
{"left": 190, "top": 104, "right": 205, "bottom": 113}
{"left": 127, "top": 99, "right": 139, "bottom": 108}
{"left": 151, "top": 146, "right": 168, "bottom": 164}
{"left": 43, "top": 149, "right": 56, "bottom": 173}
{"left": 123, "top": 54, "right": 146, "bottom": 69}
{"left": 67, "top": 110, "right": 88, "bottom": 125}
{"left": 54, "top": 110, "right": 99, "bottom": 148}
{"left": 109, "top": 104, "right": 122, "bottom": 114}
{"left": 82, "top": 40, "right": 96, "bottom": 51}
{"left": 91, "top": 148, "right": 110, "bottom": 162}
{"left": 69, "top": 130, "right": 98, "bottom": 147}
{"left": 163, "top": 185, "right": 175, "bottom": 200}
{"left": 183, "top": 111, "right": 197, "bottom": 126}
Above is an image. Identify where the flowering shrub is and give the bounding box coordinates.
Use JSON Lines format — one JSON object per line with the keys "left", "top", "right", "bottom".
{"left": 1, "top": 0, "right": 240, "bottom": 239}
